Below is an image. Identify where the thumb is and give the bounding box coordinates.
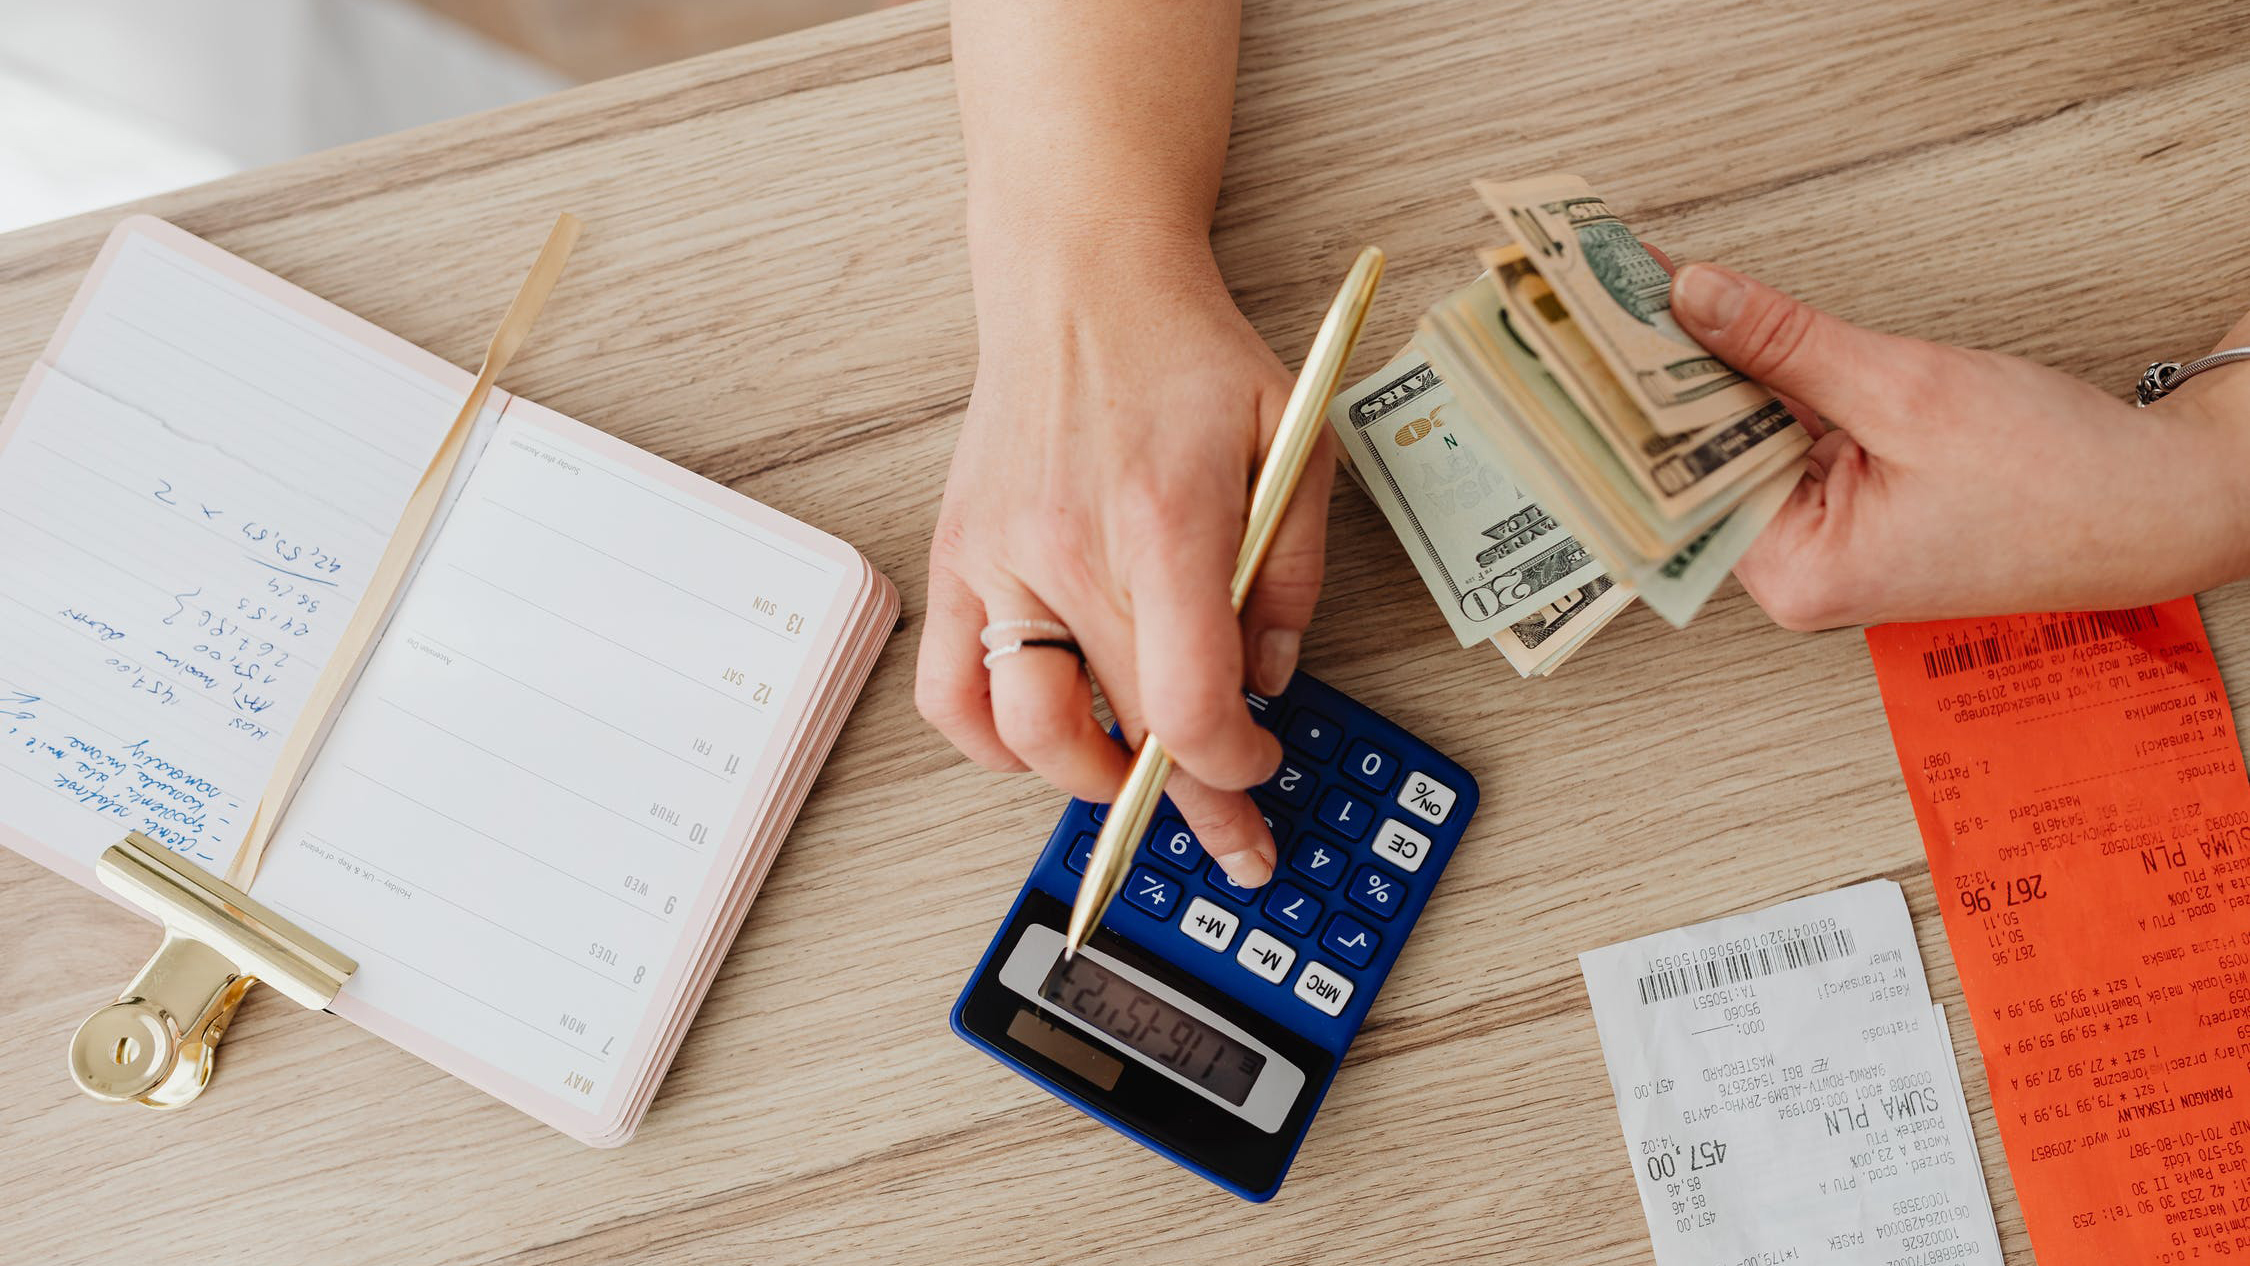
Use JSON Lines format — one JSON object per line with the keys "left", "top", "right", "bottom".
{"left": 1669, "top": 263, "right": 1913, "bottom": 429}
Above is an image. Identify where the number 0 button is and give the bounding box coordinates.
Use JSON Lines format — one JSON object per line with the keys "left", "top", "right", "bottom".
{"left": 1347, "top": 866, "right": 1403, "bottom": 920}
{"left": 1341, "top": 739, "right": 1398, "bottom": 793}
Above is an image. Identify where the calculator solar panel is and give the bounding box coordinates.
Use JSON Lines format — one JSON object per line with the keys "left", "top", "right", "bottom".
{"left": 952, "top": 671, "right": 1478, "bottom": 1200}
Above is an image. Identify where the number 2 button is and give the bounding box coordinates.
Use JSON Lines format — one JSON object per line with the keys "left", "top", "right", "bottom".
{"left": 1347, "top": 866, "right": 1402, "bottom": 920}
{"left": 1263, "top": 760, "right": 1313, "bottom": 809}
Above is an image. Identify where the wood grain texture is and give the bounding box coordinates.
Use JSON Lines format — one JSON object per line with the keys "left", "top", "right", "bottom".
{"left": 2, "top": 0, "right": 2248, "bottom": 1260}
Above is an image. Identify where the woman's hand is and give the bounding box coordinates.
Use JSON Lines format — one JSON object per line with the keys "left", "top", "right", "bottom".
{"left": 1668, "top": 263, "right": 2250, "bottom": 628}
{"left": 916, "top": 240, "right": 1331, "bottom": 885}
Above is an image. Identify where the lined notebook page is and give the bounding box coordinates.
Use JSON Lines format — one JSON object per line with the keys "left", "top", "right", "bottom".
{"left": 0, "top": 223, "right": 468, "bottom": 876}
{"left": 251, "top": 405, "right": 851, "bottom": 1125}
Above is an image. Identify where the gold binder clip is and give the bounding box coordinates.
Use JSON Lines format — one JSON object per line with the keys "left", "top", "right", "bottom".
{"left": 68, "top": 834, "right": 354, "bottom": 1109}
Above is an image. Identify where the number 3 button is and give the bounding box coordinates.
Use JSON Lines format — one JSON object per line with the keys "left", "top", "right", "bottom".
{"left": 1347, "top": 866, "right": 1403, "bottom": 920}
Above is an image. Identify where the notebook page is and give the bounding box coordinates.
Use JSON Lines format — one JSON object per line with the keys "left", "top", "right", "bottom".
{"left": 0, "top": 223, "right": 469, "bottom": 880}
{"left": 249, "top": 406, "right": 857, "bottom": 1132}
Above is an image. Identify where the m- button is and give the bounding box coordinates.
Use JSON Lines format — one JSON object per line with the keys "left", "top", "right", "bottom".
{"left": 1235, "top": 928, "right": 1296, "bottom": 983}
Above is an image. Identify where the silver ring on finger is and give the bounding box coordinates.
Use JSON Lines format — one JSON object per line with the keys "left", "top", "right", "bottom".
{"left": 980, "top": 635, "right": 1083, "bottom": 670}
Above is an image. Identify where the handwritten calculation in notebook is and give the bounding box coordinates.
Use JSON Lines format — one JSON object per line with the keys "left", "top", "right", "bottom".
{"left": 0, "top": 230, "right": 463, "bottom": 867}
{"left": 0, "top": 218, "right": 895, "bottom": 1142}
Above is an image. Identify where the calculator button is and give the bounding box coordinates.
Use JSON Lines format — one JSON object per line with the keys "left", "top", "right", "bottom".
{"left": 1063, "top": 832, "right": 1095, "bottom": 875}
{"left": 1321, "top": 914, "right": 1380, "bottom": 968}
{"left": 1289, "top": 841, "right": 1347, "bottom": 890}
{"left": 1089, "top": 802, "right": 1108, "bottom": 823}
{"left": 1283, "top": 709, "right": 1343, "bottom": 761}
{"left": 1347, "top": 866, "right": 1404, "bottom": 920}
{"left": 1207, "top": 865, "right": 1263, "bottom": 905}
{"left": 1144, "top": 815, "right": 1200, "bottom": 873}
{"left": 1257, "top": 809, "right": 1289, "bottom": 852}
{"left": 1369, "top": 818, "right": 1433, "bottom": 874}
{"left": 1262, "top": 884, "right": 1322, "bottom": 937}
{"left": 1180, "top": 897, "right": 1239, "bottom": 952}
{"left": 1292, "top": 960, "right": 1355, "bottom": 1016}
{"left": 1396, "top": 770, "right": 1458, "bottom": 825}
{"left": 1243, "top": 690, "right": 1285, "bottom": 731}
{"left": 1314, "top": 787, "right": 1373, "bottom": 842}
{"left": 1262, "top": 760, "right": 1315, "bottom": 809}
{"left": 1341, "top": 739, "right": 1399, "bottom": 793}
{"left": 1236, "top": 928, "right": 1296, "bottom": 983}
{"left": 1122, "top": 867, "right": 1181, "bottom": 921}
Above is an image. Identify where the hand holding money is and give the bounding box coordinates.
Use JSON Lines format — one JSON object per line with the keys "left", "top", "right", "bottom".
{"left": 1674, "top": 264, "right": 2250, "bottom": 628}
{"left": 1330, "top": 174, "right": 1809, "bottom": 675}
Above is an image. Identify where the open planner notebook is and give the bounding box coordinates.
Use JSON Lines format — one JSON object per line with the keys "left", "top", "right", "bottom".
{"left": 0, "top": 217, "right": 896, "bottom": 1144}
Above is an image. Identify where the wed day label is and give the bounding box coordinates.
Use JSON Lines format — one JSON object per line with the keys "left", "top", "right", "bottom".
{"left": 1869, "top": 596, "right": 2250, "bottom": 1264}
{"left": 1580, "top": 881, "right": 2002, "bottom": 1266}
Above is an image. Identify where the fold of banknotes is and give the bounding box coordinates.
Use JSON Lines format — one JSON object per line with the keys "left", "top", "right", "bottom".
{"left": 1329, "top": 174, "right": 1810, "bottom": 672}
{"left": 1326, "top": 347, "right": 1632, "bottom": 677}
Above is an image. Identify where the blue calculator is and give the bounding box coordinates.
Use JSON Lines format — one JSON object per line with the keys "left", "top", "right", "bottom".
{"left": 951, "top": 671, "right": 1478, "bottom": 1200}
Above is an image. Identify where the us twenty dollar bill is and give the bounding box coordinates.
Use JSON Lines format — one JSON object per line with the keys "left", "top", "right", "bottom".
{"left": 1326, "top": 347, "right": 1607, "bottom": 647}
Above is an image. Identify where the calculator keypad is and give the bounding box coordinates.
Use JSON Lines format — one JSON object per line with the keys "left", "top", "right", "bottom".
{"left": 1063, "top": 678, "right": 1470, "bottom": 1028}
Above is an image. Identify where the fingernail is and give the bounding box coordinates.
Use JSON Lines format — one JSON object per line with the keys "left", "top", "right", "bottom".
{"left": 1671, "top": 263, "right": 1747, "bottom": 338}
{"left": 1214, "top": 848, "right": 1274, "bottom": 888}
{"left": 1252, "top": 628, "right": 1300, "bottom": 696}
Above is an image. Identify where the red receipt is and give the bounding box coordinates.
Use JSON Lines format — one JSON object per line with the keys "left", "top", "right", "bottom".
{"left": 1867, "top": 596, "right": 2250, "bottom": 1264}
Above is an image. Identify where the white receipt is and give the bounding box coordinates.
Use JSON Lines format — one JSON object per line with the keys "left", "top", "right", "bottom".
{"left": 1579, "top": 880, "right": 2003, "bottom": 1266}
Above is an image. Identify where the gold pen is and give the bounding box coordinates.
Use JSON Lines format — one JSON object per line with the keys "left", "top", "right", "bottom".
{"left": 1065, "top": 246, "right": 1385, "bottom": 958}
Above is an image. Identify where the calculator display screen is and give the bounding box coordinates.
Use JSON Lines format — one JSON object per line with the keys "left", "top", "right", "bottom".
{"left": 1041, "top": 955, "right": 1267, "bottom": 1106}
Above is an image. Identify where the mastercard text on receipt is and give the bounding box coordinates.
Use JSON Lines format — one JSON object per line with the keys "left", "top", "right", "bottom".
{"left": 1869, "top": 596, "right": 2250, "bottom": 1264}
{"left": 1581, "top": 880, "right": 2003, "bottom": 1266}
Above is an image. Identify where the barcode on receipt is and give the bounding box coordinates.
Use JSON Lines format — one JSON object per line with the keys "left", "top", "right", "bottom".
{"left": 1635, "top": 928, "right": 1858, "bottom": 1005}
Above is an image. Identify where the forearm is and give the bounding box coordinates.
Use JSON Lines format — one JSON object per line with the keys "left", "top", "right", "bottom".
{"left": 950, "top": 0, "right": 1243, "bottom": 319}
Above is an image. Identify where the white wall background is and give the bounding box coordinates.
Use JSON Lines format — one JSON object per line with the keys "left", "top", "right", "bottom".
{"left": 0, "top": 0, "right": 568, "bottom": 232}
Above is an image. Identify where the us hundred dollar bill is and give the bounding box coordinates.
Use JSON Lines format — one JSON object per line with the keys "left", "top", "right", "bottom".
{"left": 1326, "top": 347, "right": 1608, "bottom": 647}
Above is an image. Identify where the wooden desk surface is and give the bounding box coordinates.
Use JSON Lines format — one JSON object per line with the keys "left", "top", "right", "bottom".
{"left": 4, "top": 1, "right": 2248, "bottom": 1260}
